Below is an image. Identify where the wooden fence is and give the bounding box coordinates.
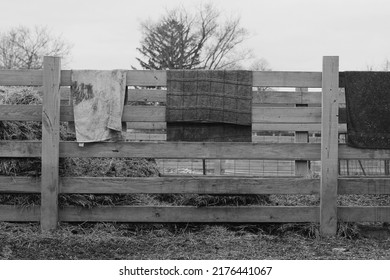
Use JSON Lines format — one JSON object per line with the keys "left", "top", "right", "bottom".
{"left": 0, "top": 56, "right": 390, "bottom": 236}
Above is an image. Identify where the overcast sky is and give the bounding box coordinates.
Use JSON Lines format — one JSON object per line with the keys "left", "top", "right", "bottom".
{"left": 1, "top": 0, "right": 389, "bottom": 71}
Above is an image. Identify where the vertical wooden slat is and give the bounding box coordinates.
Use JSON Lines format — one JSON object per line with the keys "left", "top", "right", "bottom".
{"left": 295, "top": 87, "right": 310, "bottom": 176}
{"left": 320, "top": 56, "right": 339, "bottom": 236}
{"left": 41, "top": 56, "right": 61, "bottom": 232}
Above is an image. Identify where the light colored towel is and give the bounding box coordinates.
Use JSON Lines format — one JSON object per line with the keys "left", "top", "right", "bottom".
{"left": 71, "top": 70, "right": 127, "bottom": 143}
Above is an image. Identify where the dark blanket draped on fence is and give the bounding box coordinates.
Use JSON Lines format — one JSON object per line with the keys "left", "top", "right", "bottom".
{"left": 166, "top": 70, "right": 252, "bottom": 142}
{"left": 344, "top": 71, "right": 390, "bottom": 149}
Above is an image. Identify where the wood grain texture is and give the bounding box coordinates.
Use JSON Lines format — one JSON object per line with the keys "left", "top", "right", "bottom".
{"left": 320, "top": 56, "right": 339, "bottom": 236}
{"left": 0, "top": 70, "right": 43, "bottom": 86}
{"left": 128, "top": 89, "right": 166, "bottom": 102}
{"left": 0, "top": 205, "right": 40, "bottom": 221}
{"left": 2, "top": 176, "right": 390, "bottom": 195}
{"left": 253, "top": 123, "right": 347, "bottom": 133}
{"left": 58, "top": 142, "right": 321, "bottom": 159}
{"left": 7, "top": 141, "right": 390, "bottom": 160}
{"left": 0, "top": 141, "right": 41, "bottom": 157}
{"left": 338, "top": 207, "right": 390, "bottom": 222}
{"left": 126, "top": 122, "right": 166, "bottom": 130}
{"left": 252, "top": 71, "right": 322, "bottom": 87}
{"left": 58, "top": 177, "right": 320, "bottom": 194}
{"left": 40, "top": 56, "right": 61, "bottom": 232}
{"left": 59, "top": 206, "right": 319, "bottom": 222}
{"left": 338, "top": 178, "right": 390, "bottom": 194}
{"left": 253, "top": 107, "right": 322, "bottom": 123}
{"left": 339, "top": 145, "right": 390, "bottom": 159}
{"left": 126, "top": 132, "right": 166, "bottom": 141}
{"left": 0, "top": 176, "right": 40, "bottom": 193}
{"left": 0, "top": 105, "right": 43, "bottom": 121}
{"left": 0, "top": 141, "right": 321, "bottom": 159}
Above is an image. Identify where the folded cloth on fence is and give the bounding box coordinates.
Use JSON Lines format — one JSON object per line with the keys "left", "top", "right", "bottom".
{"left": 71, "top": 70, "right": 127, "bottom": 143}
{"left": 166, "top": 70, "right": 252, "bottom": 142}
{"left": 167, "top": 123, "right": 252, "bottom": 142}
{"left": 344, "top": 71, "right": 390, "bottom": 149}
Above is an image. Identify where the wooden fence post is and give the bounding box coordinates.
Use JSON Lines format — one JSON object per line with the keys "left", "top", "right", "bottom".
{"left": 41, "top": 56, "right": 61, "bottom": 232}
{"left": 295, "top": 87, "right": 310, "bottom": 176}
{"left": 320, "top": 56, "right": 339, "bottom": 236}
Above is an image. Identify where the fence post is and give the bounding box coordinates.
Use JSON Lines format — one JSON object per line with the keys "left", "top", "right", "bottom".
{"left": 320, "top": 56, "right": 339, "bottom": 236}
{"left": 295, "top": 87, "right": 310, "bottom": 176}
{"left": 41, "top": 56, "right": 61, "bottom": 232}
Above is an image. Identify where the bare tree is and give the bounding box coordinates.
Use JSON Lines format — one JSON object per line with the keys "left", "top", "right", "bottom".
{"left": 0, "top": 26, "right": 72, "bottom": 69}
{"left": 136, "top": 4, "right": 253, "bottom": 70}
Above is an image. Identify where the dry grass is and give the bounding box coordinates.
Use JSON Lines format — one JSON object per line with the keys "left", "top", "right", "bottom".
{"left": 0, "top": 222, "right": 389, "bottom": 260}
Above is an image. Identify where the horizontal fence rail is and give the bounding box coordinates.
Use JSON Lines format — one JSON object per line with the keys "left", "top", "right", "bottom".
{"left": 2, "top": 176, "right": 390, "bottom": 195}
{"left": 2, "top": 141, "right": 390, "bottom": 160}
{"left": 1, "top": 205, "right": 389, "bottom": 223}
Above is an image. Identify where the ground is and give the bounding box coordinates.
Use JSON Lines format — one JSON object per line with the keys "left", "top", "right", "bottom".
{"left": 0, "top": 222, "right": 389, "bottom": 260}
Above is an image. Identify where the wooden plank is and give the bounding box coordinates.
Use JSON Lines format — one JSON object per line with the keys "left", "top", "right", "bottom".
{"left": 0, "top": 176, "right": 319, "bottom": 194}
{"left": 253, "top": 71, "right": 322, "bottom": 87}
{"left": 125, "top": 132, "right": 166, "bottom": 141}
{"left": 253, "top": 123, "right": 347, "bottom": 133}
{"left": 127, "top": 122, "right": 166, "bottom": 130}
{"left": 255, "top": 90, "right": 316, "bottom": 104}
{"left": 0, "top": 141, "right": 321, "bottom": 159}
{"left": 0, "top": 176, "right": 40, "bottom": 193}
{"left": 58, "top": 142, "right": 321, "bottom": 159}
{"left": 128, "top": 89, "right": 166, "bottom": 102}
{"left": 253, "top": 107, "right": 346, "bottom": 124}
{"left": 338, "top": 207, "right": 390, "bottom": 222}
{"left": 59, "top": 206, "right": 319, "bottom": 222}
{"left": 0, "top": 141, "right": 41, "bottom": 157}
{"left": 0, "top": 205, "right": 40, "bottom": 221}
{"left": 0, "top": 70, "right": 43, "bottom": 86}
{"left": 253, "top": 107, "right": 321, "bottom": 123}
{"left": 123, "top": 106, "right": 165, "bottom": 122}
{"left": 320, "top": 56, "right": 339, "bottom": 236}
{"left": 59, "top": 177, "right": 320, "bottom": 194}
{"left": 339, "top": 145, "right": 390, "bottom": 159}
{"left": 126, "top": 70, "right": 167, "bottom": 86}
{"left": 60, "top": 70, "right": 71, "bottom": 86}
{"left": 9, "top": 141, "right": 390, "bottom": 159}
{"left": 40, "top": 56, "right": 61, "bottom": 232}
{"left": 338, "top": 178, "right": 390, "bottom": 194}
{"left": 295, "top": 87, "right": 310, "bottom": 176}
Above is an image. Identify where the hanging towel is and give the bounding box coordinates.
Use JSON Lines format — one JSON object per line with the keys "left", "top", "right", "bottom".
{"left": 166, "top": 70, "right": 252, "bottom": 142}
{"left": 344, "top": 71, "right": 390, "bottom": 149}
{"left": 71, "top": 70, "right": 127, "bottom": 143}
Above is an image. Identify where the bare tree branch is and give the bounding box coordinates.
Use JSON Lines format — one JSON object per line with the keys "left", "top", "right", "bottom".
{"left": 136, "top": 4, "right": 254, "bottom": 70}
{"left": 0, "top": 26, "right": 72, "bottom": 70}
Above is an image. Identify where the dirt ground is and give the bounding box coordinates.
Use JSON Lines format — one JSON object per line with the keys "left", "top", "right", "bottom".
{"left": 1, "top": 222, "right": 389, "bottom": 260}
